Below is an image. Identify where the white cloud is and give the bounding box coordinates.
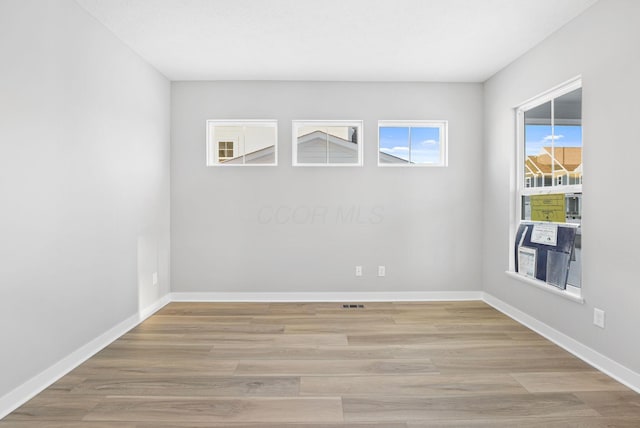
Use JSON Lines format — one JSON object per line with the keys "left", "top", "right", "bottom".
{"left": 419, "top": 139, "right": 438, "bottom": 146}
{"left": 543, "top": 134, "right": 564, "bottom": 141}
{"left": 380, "top": 146, "right": 409, "bottom": 153}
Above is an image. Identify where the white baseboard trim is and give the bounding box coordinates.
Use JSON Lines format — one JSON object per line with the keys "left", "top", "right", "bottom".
{"left": 169, "top": 291, "right": 484, "bottom": 302}
{"left": 483, "top": 292, "right": 640, "bottom": 394}
{"left": 0, "top": 294, "right": 171, "bottom": 420}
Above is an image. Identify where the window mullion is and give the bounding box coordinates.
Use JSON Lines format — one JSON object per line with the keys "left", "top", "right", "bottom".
{"left": 551, "top": 99, "right": 555, "bottom": 188}
{"left": 408, "top": 126, "right": 412, "bottom": 164}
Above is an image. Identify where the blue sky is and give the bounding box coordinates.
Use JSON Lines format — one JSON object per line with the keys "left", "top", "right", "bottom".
{"left": 525, "top": 125, "right": 582, "bottom": 156}
{"left": 379, "top": 127, "right": 441, "bottom": 163}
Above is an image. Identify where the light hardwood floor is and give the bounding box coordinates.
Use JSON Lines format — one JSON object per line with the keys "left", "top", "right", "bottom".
{"left": 2, "top": 301, "right": 640, "bottom": 427}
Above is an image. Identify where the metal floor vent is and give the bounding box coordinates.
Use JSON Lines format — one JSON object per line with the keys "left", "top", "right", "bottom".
{"left": 342, "top": 304, "right": 365, "bottom": 309}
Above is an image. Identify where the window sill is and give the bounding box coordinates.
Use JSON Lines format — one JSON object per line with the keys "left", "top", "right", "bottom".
{"left": 504, "top": 271, "right": 584, "bottom": 304}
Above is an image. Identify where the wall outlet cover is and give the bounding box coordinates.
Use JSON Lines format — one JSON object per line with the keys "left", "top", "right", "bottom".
{"left": 593, "top": 308, "right": 605, "bottom": 328}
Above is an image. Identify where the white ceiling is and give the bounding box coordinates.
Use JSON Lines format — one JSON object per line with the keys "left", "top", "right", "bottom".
{"left": 75, "top": 0, "right": 598, "bottom": 82}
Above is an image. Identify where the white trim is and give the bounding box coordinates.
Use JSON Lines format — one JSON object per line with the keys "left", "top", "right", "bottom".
{"left": 483, "top": 292, "right": 640, "bottom": 394}
{"left": 292, "top": 120, "right": 364, "bottom": 167}
{"left": 505, "top": 270, "right": 584, "bottom": 303}
{"left": 169, "top": 291, "right": 483, "bottom": 302}
{"left": 520, "top": 184, "right": 582, "bottom": 196}
{"left": 0, "top": 294, "right": 171, "bottom": 420}
{"left": 516, "top": 75, "right": 582, "bottom": 111}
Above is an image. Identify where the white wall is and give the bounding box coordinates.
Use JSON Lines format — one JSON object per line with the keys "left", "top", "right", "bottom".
{"left": 0, "top": 0, "right": 170, "bottom": 401}
{"left": 171, "top": 81, "right": 483, "bottom": 294}
{"left": 483, "top": 0, "right": 640, "bottom": 374}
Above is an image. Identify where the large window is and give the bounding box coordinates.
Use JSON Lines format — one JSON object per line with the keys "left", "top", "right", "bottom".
{"left": 292, "top": 120, "right": 363, "bottom": 166}
{"left": 378, "top": 120, "right": 447, "bottom": 166}
{"left": 206, "top": 120, "right": 277, "bottom": 166}
{"left": 515, "top": 77, "right": 582, "bottom": 290}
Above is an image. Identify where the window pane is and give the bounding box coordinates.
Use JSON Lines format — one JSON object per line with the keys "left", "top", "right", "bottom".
{"left": 520, "top": 193, "right": 582, "bottom": 287}
{"left": 553, "top": 88, "right": 582, "bottom": 186}
{"left": 297, "top": 126, "right": 328, "bottom": 164}
{"left": 379, "top": 127, "right": 410, "bottom": 163}
{"left": 567, "top": 227, "right": 582, "bottom": 287}
{"left": 378, "top": 121, "right": 447, "bottom": 166}
{"left": 294, "top": 121, "right": 362, "bottom": 166}
{"left": 521, "top": 193, "right": 581, "bottom": 224}
{"left": 207, "top": 120, "right": 277, "bottom": 166}
{"left": 410, "top": 127, "right": 441, "bottom": 164}
{"left": 244, "top": 125, "right": 276, "bottom": 165}
{"left": 524, "top": 102, "right": 552, "bottom": 188}
{"left": 327, "top": 126, "right": 358, "bottom": 164}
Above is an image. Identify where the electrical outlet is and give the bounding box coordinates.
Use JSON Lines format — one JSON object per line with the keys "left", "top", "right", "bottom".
{"left": 355, "top": 266, "right": 363, "bottom": 277}
{"left": 152, "top": 272, "right": 159, "bottom": 286}
{"left": 593, "top": 308, "right": 605, "bottom": 328}
{"left": 378, "top": 265, "right": 386, "bottom": 277}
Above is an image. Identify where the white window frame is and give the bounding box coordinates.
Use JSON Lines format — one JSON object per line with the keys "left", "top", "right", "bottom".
{"left": 516, "top": 77, "right": 582, "bottom": 199}
{"left": 377, "top": 120, "right": 448, "bottom": 167}
{"left": 292, "top": 120, "right": 363, "bottom": 167}
{"left": 510, "top": 76, "right": 583, "bottom": 302}
{"left": 206, "top": 119, "right": 278, "bottom": 166}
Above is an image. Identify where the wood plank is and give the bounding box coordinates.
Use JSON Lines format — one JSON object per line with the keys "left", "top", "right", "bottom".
{"left": 284, "top": 323, "right": 438, "bottom": 335}
{"left": 431, "top": 356, "right": 592, "bottom": 374}
{"left": 83, "top": 397, "right": 343, "bottom": 423}
{"left": 0, "top": 423, "right": 407, "bottom": 428}
{"left": 300, "top": 374, "right": 527, "bottom": 397}
{"left": 573, "top": 391, "right": 640, "bottom": 418}
{"left": 250, "top": 315, "right": 397, "bottom": 326}
{"left": 133, "top": 424, "right": 406, "bottom": 428}
{"left": 413, "top": 344, "right": 571, "bottom": 360}
{"left": 342, "top": 393, "right": 599, "bottom": 422}
{"left": 3, "top": 394, "right": 101, "bottom": 421}
{"left": 209, "top": 345, "right": 437, "bottom": 360}
{"left": 76, "top": 357, "right": 238, "bottom": 376}
{"left": 512, "top": 371, "right": 631, "bottom": 393}
{"left": 235, "top": 359, "right": 438, "bottom": 376}
{"left": 407, "top": 417, "right": 640, "bottom": 427}
{"left": 70, "top": 376, "right": 299, "bottom": 396}
{"left": 347, "top": 332, "right": 513, "bottom": 346}
{"left": 156, "top": 303, "right": 271, "bottom": 316}
{"left": 131, "top": 323, "right": 286, "bottom": 334}
{"left": 0, "top": 423, "right": 137, "bottom": 428}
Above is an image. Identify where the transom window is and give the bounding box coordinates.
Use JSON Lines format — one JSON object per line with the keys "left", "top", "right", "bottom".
{"left": 206, "top": 120, "right": 277, "bottom": 166}
{"left": 292, "top": 120, "right": 363, "bottom": 166}
{"left": 378, "top": 120, "right": 447, "bottom": 166}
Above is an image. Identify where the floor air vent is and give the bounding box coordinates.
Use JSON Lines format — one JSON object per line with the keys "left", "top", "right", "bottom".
{"left": 342, "top": 304, "right": 365, "bottom": 309}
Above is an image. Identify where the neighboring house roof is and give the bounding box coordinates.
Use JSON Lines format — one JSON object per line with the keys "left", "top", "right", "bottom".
{"left": 297, "top": 130, "right": 356, "bottom": 149}
{"left": 526, "top": 147, "right": 582, "bottom": 176}
{"left": 379, "top": 151, "right": 411, "bottom": 164}
{"left": 221, "top": 145, "right": 275, "bottom": 164}
{"left": 296, "top": 130, "right": 359, "bottom": 163}
{"left": 545, "top": 147, "right": 581, "bottom": 171}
